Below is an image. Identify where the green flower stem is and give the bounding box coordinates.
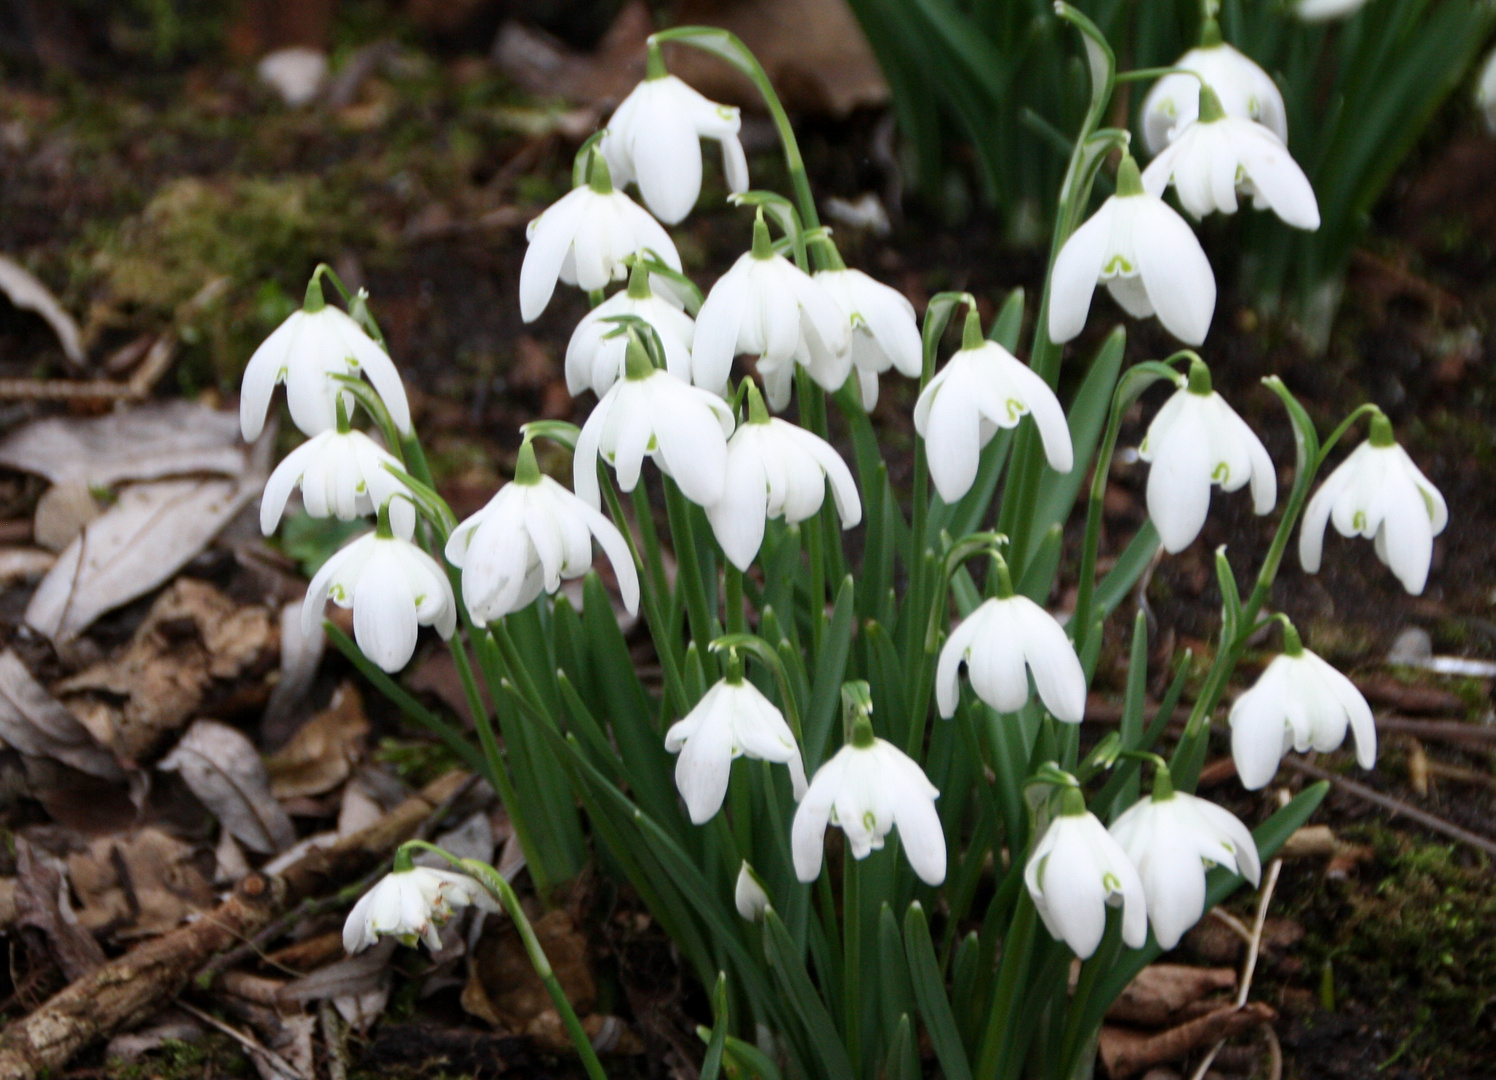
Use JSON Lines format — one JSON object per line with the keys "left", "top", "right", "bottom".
{"left": 406, "top": 842, "right": 609, "bottom": 1080}
{"left": 802, "top": 502, "right": 828, "bottom": 654}
{"left": 976, "top": 890, "right": 1038, "bottom": 1080}
{"left": 330, "top": 375, "right": 405, "bottom": 465}
{"left": 725, "top": 563, "right": 746, "bottom": 635}
{"left": 1113, "top": 65, "right": 1207, "bottom": 84}
{"left": 1057, "top": 917, "right": 1121, "bottom": 1080}
{"left": 663, "top": 477, "right": 718, "bottom": 680}
{"left": 842, "top": 852, "right": 862, "bottom": 1069}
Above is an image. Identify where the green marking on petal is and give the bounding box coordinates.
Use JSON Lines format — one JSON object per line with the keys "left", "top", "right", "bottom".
{"left": 1103, "top": 255, "right": 1135, "bottom": 276}
{"left": 1103, "top": 872, "right": 1121, "bottom": 892}
{"left": 1006, "top": 398, "right": 1027, "bottom": 422}
{"left": 1212, "top": 462, "right": 1230, "bottom": 483}
{"left": 1353, "top": 510, "right": 1366, "bottom": 530}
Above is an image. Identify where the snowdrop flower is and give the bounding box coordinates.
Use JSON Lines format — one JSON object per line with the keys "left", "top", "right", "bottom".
{"left": 792, "top": 685, "right": 944, "bottom": 885}
{"left": 302, "top": 506, "right": 456, "bottom": 672}
{"left": 735, "top": 861, "right": 771, "bottom": 921}
{"left": 445, "top": 440, "right": 639, "bottom": 622}
{"left": 260, "top": 407, "right": 415, "bottom": 538}
{"left": 691, "top": 212, "right": 852, "bottom": 410}
{"left": 565, "top": 264, "right": 694, "bottom": 397}
{"left": 1049, "top": 154, "right": 1216, "bottom": 346}
{"left": 573, "top": 331, "right": 735, "bottom": 510}
{"left": 1294, "top": 0, "right": 1371, "bottom": 22}
{"left": 520, "top": 153, "right": 681, "bottom": 323}
{"left": 664, "top": 666, "right": 808, "bottom": 824}
{"left": 914, "top": 312, "right": 1072, "bottom": 503}
{"left": 707, "top": 381, "right": 861, "bottom": 570}
{"left": 1109, "top": 768, "right": 1260, "bottom": 950}
{"left": 1025, "top": 789, "right": 1147, "bottom": 959}
{"left": 1299, "top": 413, "right": 1448, "bottom": 595}
{"left": 1141, "top": 33, "right": 1287, "bottom": 154}
{"left": 936, "top": 578, "right": 1086, "bottom": 722}
{"left": 1142, "top": 85, "right": 1319, "bottom": 230}
{"left": 1478, "top": 47, "right": 1496, "bottom": 133}
{"left": 599, "top": 55, "right": 748, "bottom": 225}
{"left": 814, "top": 258, "right": 921, "bottom": 409}
{"left": 1138, "top": 359, "right": 1275, "bottom": 554}
{"left": 343, "top": 862, "right": 497, "bottom": 954}
{"left": 1229, "top": 622, "right": 1377, "bottom": 789}
{"left": 241, "top": 278, "right": 410, "bottom": 443}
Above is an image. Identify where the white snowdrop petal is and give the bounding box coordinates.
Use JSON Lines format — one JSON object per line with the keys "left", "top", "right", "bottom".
{"left": 1048, "top": 203, "right": 1113, "bottom": 343}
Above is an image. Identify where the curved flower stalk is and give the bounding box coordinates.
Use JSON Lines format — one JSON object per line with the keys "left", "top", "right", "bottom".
{"left": 1138, "top": 359, "right": 1275, "bottom": 554}
{"left": 691, "top": 212, "right": 851, "bottom": 409}
{"left": 1142, "top": 86, "right": 1319, "bottom": 230}
{"left": 1109, "top": 767, "right": 1260, "bottom": 950}
{"left": 343, "top": 860, "right": 497, "bottom": 954}
{"left": 302, "top": 505, "right": 457, "bottom": 673}
{"left": 445, "top": 440, "right": 640, "bottom": 622}
{"left": 914, "top": 313, "right": 1072, "bottom": 504}
{"left": 813, "top": 263, "right": 922, "bottom": 409}
{"left": 1229, "top": 622, "right": 1376, "bottom": 790}
{"left": 565, "top": 265, "right": 694, "bottom": 397}
{"left": 1298, "top": 413, "right": 1448, "bottom": 595}
{"left": 520, "top": 154, "right": 681, "bottom": 323}
{"left": 792, "top": 695, "right": 944, "bottom": 885}
{"left": 599, "top": 61, "right": 749, "bottom": 225}
{"left": 260, "top": 411, "right": 415, "bottom": 538}
{"left": 1048, "top": 154, "right": 1216, "bottom": 346}
{"left": 1141, "top": 37, "right": 1287, "bottom": 154}
{"left": 573, "top": 333, "right": 736, "bottom": 511}
{"left": 1025, "top": 788, "right": 1148, "bottom": 959}
{"left": 664, "top": 667, "right": 808, "bottom": 824}
{"left": 241, "top": 281, "right": 410, "bottom": 442}
{"left": 707, "top": 381, "right": 861, "bottom": 571}
{"left": 936, "top": 582, "right": 1086, "bottom": 722}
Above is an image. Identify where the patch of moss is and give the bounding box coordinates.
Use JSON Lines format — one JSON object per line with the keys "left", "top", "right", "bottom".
{"left": 109, "top": 1034, "right": 255, "bottom": 1080}
{"left": 375, "top": 738, "right": 468, "bottom": 789}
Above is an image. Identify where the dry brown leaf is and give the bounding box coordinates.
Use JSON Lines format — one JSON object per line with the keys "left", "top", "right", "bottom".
{"left": 0, "top": 649, "right": 125, "bottom": 781}
{"left": 159, "top": 719, "right": 297, "bottom": 854}
{"left": 25, "top": 477, "right": 259, "bottom": 643}
{"left": 66, "top": 828, "right": 215, "bottom": 939}
{"left": 1099, "top": 1002, "right": 1276, "bottom": 1079}
{"left": 57, "top": 579, "right": 276, "bottom": 763}
{"left": 278, "top": 939, "right": 394, "bottom": 1023}
{"left": 1106, "top": 965, "right": 1238, "bottom": 1028}
{"left": 0, "top": 254, "right": 84, "bottom": 366}
{"left": 14, "top": 836, "right": 106, "bottom": 981}
{"left": 462, "top": 908, "right": 595, "bottom": 1030}
{"left": 0, "top": 400, "right": 246, "bottom": 487}
{"left": 262, "top": 600, "right": 326, "bottom": 746}
{"left": 265, "top": 683, "right": 368, "bottom": 799}
{"left": 0, "top": 547, "right": 56, "bottom": 584}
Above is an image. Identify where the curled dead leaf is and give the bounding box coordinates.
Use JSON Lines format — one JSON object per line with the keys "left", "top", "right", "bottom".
{"left": 462, "top": 908, "right": 595, "bottom": 1030}
{"left": 159, "top": 719, "right": 297, "bottom": 854}
{"left": 0, "top": 649, "right": 125, "bottom": 781}
{"left": 66, "top": 828, "right": 215, "bottom": 939}
{"left": 265, "top": 683, "right": 368, "bottom": 799}
{"left": 0, "top": 254, "right": 84, "bottom": 367}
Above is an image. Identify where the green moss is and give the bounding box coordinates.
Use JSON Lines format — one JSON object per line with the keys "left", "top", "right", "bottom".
{"left": 109, "top": 1034, "right": 254, "bottom": 1080}
{"left": 375, "top": 738, "right": 468, "bottom": 788}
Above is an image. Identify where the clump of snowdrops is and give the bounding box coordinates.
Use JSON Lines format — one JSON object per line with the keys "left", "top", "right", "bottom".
{"left": 240, "top": 10, "right": 1446, "bottom": 1080}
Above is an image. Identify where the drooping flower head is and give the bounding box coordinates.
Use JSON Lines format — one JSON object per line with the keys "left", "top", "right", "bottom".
{"left": 445, "top": 439, "right": 640, "bottom": 623}
{"left": 707, "top": 380, "right": 861, "bottom": 571}
{"left": 1109, "top": 766, "right": 1260, "bottom": 950}
{"left": 1141, "top": 27, "right": 1287, "bottom": 154}
{"left": 565, "top": 262, "right": 695, "bottom": 398}
{"left": 1049, "top": 154, "right": 1217, "bottom": 346}
{"left": 792, "top": 683, "right": 945, "bottom": 886}
{"left": 1229, "top": 621, "right": 1376, "bottom": 790}
{"left": 691, "top": 211, "right": 852, "bottom": 410}
{"left": 343, "top": 858, "right": 497, "bottom": 954}
{"left": 520, "top": 153, "right": 681, "bottom": 323}
{"left": 573, "top": 329, "right": 735, "bottom": 511}
{"left": 1298, "top": 412, "right": 1448, "bottom": 595}
{"left": 1025, "top": 787, "right": 1148, "bottom": 959}
{"left": 241, "top": 277, "right": 411, "bottom": 443}
{"left": 1142, "top": 85, "right": 1319, "bottom": 231}
{"left": 813, "top": 250, "right": 921, "bottom": 410}
{"left": 914, "top": 309, "right": 1072, "bottom": 504}
{"left": 599, "top": 49, "right": 749, "bottom": 226}
{"left": 1138, "top": 358, "right": 1275, "bottom": 554}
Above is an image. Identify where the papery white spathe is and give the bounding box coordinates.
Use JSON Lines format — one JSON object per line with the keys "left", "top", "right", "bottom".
{"left": 665, "top": 677, "right": 808, "bottom": 824}
{"left": 1141, "top": 41, "right": 1287, "bottom": 154}
{"left": 1025, "top": 802, "right": 1148, "bottom": 959}
{"left": 565, "top": 280, "right": 694, "bottom": 397}
{"left": 1048, "top": 156, "right": 1216, "bottom": 346}
{"left": 343, "top": 866, "right": 498, "bottom": 953}
{"left": 1298, "top": 426, "right": 1448, "bottom": 595}
{"left": 1229, "top": 645, "right": 1377, "bottom": 790}
{"left": 599, "top": 72, "right": 748, "bottom": 226}
{"left": 445, "top": 452, "right": 640, "bottom": 623}
{"left": 302, "top": 530, "right": 456, "bottom": 673}
{"left": 735, "top": 862, "right": 771, "bottom": 921}
{"left": 1138, "top": 367, "right": 1275, "bottom": 554}
{"left": 792, "top": 737, "right": 945, "bottom": 886}
{"left": 913, "top": 336, "right": 1072, "bottom": 504}
{"left": 1142, "top": 90, "right": 1319, "bottom": 230}
{"left": 1109, "top": 787, "right": 1261, "bottom": 950}
{"left": 1294, "top": 0, "right": 1371, "bottom": 21}
{"left": 519, "top": 158, "right": 681, "bottom": 323}
{"left": 573, "top": 363, "right": 735, "bottom": 511}
{"left": 241, "top": 302, "right": 411, "bottom": 442}
{"left": 260, "top": 427, "right": 415, "bottom": 538}
{"left": 707, "top": 389, "right": 861, "bottom": 571}
{"left": 691, "top": 217, "right": 852, "bottom": 409}
{"left": 814, "top": 267, "right": 922, "bottom": 409}
{"left": 936, "top": 593, "right": 1086, "bottom": 722}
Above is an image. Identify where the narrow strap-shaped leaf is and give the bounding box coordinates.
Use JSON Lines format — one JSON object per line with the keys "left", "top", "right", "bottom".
{"left": 902, "top": 902, "right": 973, "bottom": 1080}
{"left": 950, "top": 930, "right": 982, "bottom": 1055}
{"left": 877, "top": 904, "right": 915, "bottom": 1040}
{"left": 723, "top": 1035, "right": 784, "bottom": 1080}
{"left": 699, "top": 973, "right": 730, "bottom": 1080}
{"left": 989, "top": 287, "right": 1026, "bottom": 351}
{"left": 1094, "top": 522, "right": 1160, "bottom": 616}
{"left": 803, "top": 577, "right": 856, "bottom": 770}
{"left": 885, "top": 1014, "right": 920, "bottom": 1080}
{"left": 763, "top": 911, "right": 857, "bottom": 1080}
